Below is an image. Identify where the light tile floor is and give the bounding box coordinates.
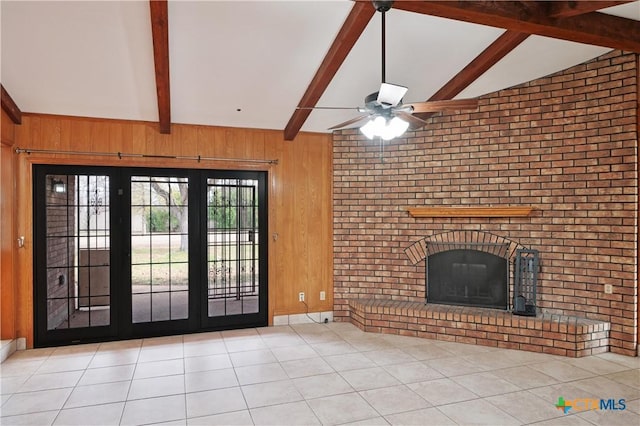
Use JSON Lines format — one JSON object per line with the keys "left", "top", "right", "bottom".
{"left": 1, "top": 322, "right": 639, "bottom": 425}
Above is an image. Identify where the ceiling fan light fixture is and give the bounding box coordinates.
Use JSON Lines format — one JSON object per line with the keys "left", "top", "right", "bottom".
{"left": 389, "top": 115, "right": 409, "bottom": 135}
{"left": 360, "top": 116, "right": 383, "bottom": 139}
{"left": 359, "top": 115, "right": 408, "bottom": 140}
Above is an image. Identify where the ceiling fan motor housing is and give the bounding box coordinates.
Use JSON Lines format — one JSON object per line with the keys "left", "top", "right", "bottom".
{"left": 372, "top": 0, "right": 394, "bottom": 12}
{"left": 365, "top": 91, "right": 380, "bottom": 106}
{"left": 364, "top": 92, "right": 395, "bottom": 120}
{"left": 365, "top": 91, "right": 392, "bottom": 114}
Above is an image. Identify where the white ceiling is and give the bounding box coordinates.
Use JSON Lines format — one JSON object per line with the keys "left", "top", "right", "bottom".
{"left": 1, "top": 1, "right": 638, "bottom": 134}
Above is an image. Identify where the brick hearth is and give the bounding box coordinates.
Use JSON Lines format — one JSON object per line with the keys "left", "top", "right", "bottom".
{"left": 349, "top": 299, "right": 611, "bottom": 358}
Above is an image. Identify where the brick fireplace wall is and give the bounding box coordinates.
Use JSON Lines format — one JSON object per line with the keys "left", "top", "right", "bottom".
{"left": 333, "top": 50, "right": 638, "bottom": 356}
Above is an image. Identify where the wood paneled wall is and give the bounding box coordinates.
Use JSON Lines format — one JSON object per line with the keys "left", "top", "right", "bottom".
{"left": 10, "top": 114, "right": 333, "bottom": 347}
{"left": 1, "top": 109, "right": 17, "bottom": 340}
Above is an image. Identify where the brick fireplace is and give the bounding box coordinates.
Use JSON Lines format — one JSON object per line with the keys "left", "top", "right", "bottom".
{"left": 407, "top": 230, "right": 518, "bottom": 310}
{"left": 333, "top": 50, "right": 638, "bottom": 356}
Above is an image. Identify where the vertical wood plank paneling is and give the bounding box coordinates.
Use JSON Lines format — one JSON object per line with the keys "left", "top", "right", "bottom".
{"left": 198, "top": 125, "right": 222, "bottom": 158}
{"left": 144, "top": 122, "right": 157, "bottom": 157}
{"left": 27, "top": 115, "right": 41, "bottom": 148}
{"left": 272, "top": 139, "right": 294, "bottom": 316}
{"left": 248, "top": 130, "right": 266, "bottom": 161}
{"left": 306, "top": 139, "right": 322, "bottom": 311}
{"left": 90, "top": 120, "right": 111, "bottom": 153}
{"left": 221, "top": 129, "right": 234, "bottom": 158}
{"left": 15, "top": 134, "right": 34, "bottom": 344}
{"left": 40, "top": 117, "right": 62, "bottom": 152}
{"left": 264, "top": 132, "right": 284, "bottom": 321}
{"left": 59, "top": 118, "right": 72, "bottom": 153}
{"left": 0, "top": 144, "right": 15, "bottom": 338}
{"left": 108, "top": 122, "right": 126, "bottom": 154}
{"left": 12, "top": 114, "right": 332, "bottom": 345}
{"left": 324, "top": 135, "right": 335, "bottom": 307}
{"left": 0, "top": 110, "right": 16, "bottom": 339}
{"left": 70, "top": 118, "right": 91, "bottom": 153}
{"left": 277, "top": 140, "right": 296, "bottom": 315}
{"left": 318, "top": 134, "right": 334, "bottom": 309}
{"left": 174, "top": 124, "right": 197, "bottom": 157}
{"left": 224, "top": 128, "right": 244, "bottom": 159}
{"left": 131, "top": 122, "right": 147, "bottom": 154}
{"left": 296, "top": 140, "right": 310, "bottom": 312}
{"left": 195, "top": 126, "right": 209, "bottom": 157}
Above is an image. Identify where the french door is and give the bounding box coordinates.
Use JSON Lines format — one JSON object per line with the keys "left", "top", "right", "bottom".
{"left": 201, "top": 173, "right": 267, "bottom": 329}
{"left": 34, "top": 166, "right": 267, "bottom": 347}
{"left": 34, "top": 168, "right": 117, "bottom": 345}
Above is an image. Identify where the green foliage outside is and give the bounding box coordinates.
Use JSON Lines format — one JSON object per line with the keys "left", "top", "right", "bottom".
{"left": 208, "top": 189, "right": 238, "bottom": 229}
{"left": 146, "top": 208, "right": 180, "bottom": 232}
{"left": 208, "top": 205, "right": 237, "bottom": 229}
{"left": 207, "top": 186, "right": 258, "bottom": 230}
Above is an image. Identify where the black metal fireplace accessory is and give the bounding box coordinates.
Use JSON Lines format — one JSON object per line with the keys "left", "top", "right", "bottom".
{"left": 513, "top": 248, "right": 539, "bottom": 316}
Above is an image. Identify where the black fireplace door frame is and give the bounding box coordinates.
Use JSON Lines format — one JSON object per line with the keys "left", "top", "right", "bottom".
{"left": 426, "top": 249, "right": 509, "bottom": 310}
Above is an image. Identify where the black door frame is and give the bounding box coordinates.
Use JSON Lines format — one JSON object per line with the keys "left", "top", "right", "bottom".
{"left": 34, "top": 165, "right": 121, "bottom": 347}
{"left": 199, "top": 170, "right": 268, "bottom": 330}
{"left": 121, "top": 167, "right": 201, "bottom": 339}
{"left": 34, "top": 165, "right": 268, "bottom": 347}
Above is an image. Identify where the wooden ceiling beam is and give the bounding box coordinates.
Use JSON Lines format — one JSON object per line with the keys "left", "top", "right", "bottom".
{"left": 431, "top": 31, "right": 530, "bottom": 101}
{"left": 1, "top": 84, "right": 22, "bottom": 125}
{"left": 546, "top": 1, "right": 634, "bottom": 18}
{"left": 413, "top": 30, "right": 529, "bottom": 122}
{"left": 411, "top": 1, "right": 627, "bottom": 123}
{"left": 394, "top": 1, "right": 640, "bottom": 53}
{"left": 283, "top": 1, "right": 376, "bottom": 141}
{"left": 150, "top": 0, "right": 171, "bottom": 134}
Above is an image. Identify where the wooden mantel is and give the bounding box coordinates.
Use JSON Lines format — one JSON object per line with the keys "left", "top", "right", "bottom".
{"left": 407, "top": 206, "right": 535, "bottom": 218}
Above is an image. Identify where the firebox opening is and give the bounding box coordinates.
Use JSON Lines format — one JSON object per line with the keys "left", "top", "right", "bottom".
{"left": 427, "top": 248, "right": 508, "bottom": 309}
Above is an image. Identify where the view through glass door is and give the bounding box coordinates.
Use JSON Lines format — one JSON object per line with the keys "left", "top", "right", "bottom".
{"left": 206, "top": 178, "right": 259, "bottom": 318}
{"left": 130, "top": 175, "right": 190, "bottom": 326}
{"left": 34, "top": 168, "right": 116, "bottom": 346}
{"left": 34, "top": 166, "right": 267, "bottom": 347}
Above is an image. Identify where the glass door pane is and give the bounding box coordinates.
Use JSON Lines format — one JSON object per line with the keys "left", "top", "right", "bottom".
{"left": 206, "top": 178, "right": 260, "bottom": 317}
{"left": 45, "top": 174, "right": 111, "bottom": 329}
{"left": 130, "top": 176, "right": 189, "bottom": 323}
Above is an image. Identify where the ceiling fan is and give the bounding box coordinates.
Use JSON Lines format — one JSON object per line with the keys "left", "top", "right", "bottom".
{"left": 307, "top": 0, "right": 479, "bottom": 140}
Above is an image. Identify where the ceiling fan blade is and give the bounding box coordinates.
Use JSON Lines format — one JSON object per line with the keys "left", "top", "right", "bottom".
{"left": 328, "top": 114, "right": 371, "bottom": 130}
{"left": 395, "top": 111, "right": 430, "bottom": 129}
{"left": 407, "top": 99, "right": 479, "bottom": 113}
{"left": 377, "top": 83, "right": 408, "bottom": 107}
{"left": 296, "top": 106, "right": 358, "bottom": 110}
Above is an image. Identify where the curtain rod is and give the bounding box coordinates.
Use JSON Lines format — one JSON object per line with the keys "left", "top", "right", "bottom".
{"left": 15, "top": 147, "right": 278, "bottom": 165}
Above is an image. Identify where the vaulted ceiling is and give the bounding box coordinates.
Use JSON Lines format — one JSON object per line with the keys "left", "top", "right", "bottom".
{"left": 2, "top": 1, "right": 639, "bottom": 140}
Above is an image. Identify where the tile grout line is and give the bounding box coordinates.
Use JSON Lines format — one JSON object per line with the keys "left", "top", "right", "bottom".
{"left": 117, "top": 338, "right": 143, "bottom": 425}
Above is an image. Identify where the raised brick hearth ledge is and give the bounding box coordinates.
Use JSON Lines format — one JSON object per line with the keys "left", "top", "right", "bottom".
{"left": 348, "top": 299, "right": 611, "bottom": 358}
